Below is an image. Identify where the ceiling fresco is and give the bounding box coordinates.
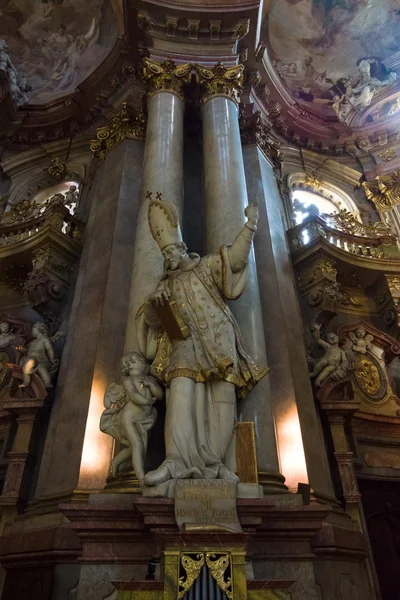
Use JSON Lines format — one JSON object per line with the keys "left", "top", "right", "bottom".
{"left": 0, "top": 0, "right": 118, "bottom": 105}
{"left": 266, "top": 0, "right": 400, "bottom": 124}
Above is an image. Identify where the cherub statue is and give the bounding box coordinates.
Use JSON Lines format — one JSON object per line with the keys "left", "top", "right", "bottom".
{"left": 64, "top": 185, "right": 79, "bottom": 211}
{"left": 100, "top": 351, "right": 163, "bottom": 486}
{"left": 348, "top": 328, "right": 373, "bottom": 355}
{"left": 0, "top": 321, "right": 15, "bottom": 348}
{"left": 309, "top": 323, "right": 348, "bottom": 387}
{"left": 19, "top": 322, "right": 61, "bottom": 388}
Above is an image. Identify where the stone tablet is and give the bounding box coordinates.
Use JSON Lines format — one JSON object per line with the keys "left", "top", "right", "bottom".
{"left": 174, "top": 479, "right": 242, "bottom": 533}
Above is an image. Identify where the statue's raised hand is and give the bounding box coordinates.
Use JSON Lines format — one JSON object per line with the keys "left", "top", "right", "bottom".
{"left": 244, "top": 197, "right": 259, "bottom": 227}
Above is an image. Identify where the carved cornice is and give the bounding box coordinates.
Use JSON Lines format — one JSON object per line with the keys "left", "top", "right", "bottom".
{"left": 90, "top": 102, "right": 146, "bottom": 160}
{"left": 239, "top": 109, "right": 282, "bottom": 169}
{"left": 139, "top": 58, "right": 192, "bottom": 101}
{"left": 194, "top": 63, "right": 244, "bottom": 106}
{"left": 363, "top": 170, "right": 400, "bottom": 212}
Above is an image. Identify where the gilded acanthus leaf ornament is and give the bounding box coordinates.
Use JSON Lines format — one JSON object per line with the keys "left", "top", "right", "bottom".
{"left": 90, "top": 102, "right": 146, "bottom": 160}
{"left": 48, "top": 156, "right": 67, "bottom": 180}
{"left": 178, "top": 553, "right": 205, "bottom": 599}
{"left": 206, "top": 553, "right": 233, "bottom": 599}
{"left": 194, "top": 62, "right": 244, "bottom": 105}
{"left": 139, "top": 57, "right": 192, "bottom": 101}
{"left": 326, "top": 209, "right": 393, "bottom": 237}
{"left": 363, "top": 170, "right": 400, "bottom": 212}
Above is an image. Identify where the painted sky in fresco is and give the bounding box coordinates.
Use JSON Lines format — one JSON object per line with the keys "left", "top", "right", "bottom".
{"left": 0, "top": 0, "right": 118, "bottom": 105}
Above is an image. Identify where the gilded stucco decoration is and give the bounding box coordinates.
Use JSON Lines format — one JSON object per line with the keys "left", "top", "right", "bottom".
{"left": 178, "top": 553, "right": 205, "bottom": 599}
{"left": 90, "top": 102, "right": 146, "bottom": 159}
{"left": 194, "top": 62, "right": 244, "bottom": 105}
{"left": 205, "top": 553, "right": 233, "bottom": 599}
{"left": 139, "top": 57, "right": 192, "bottom": 101}
{"left": 363, "top": 171, "right": 400, "bottom": 212}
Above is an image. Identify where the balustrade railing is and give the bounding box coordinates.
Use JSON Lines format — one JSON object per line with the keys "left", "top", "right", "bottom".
{"left": 0, "top": 198, "right": 83, "bottom": 248}
{"left": 288, "top": 211, "right": 400, "bottom": 260}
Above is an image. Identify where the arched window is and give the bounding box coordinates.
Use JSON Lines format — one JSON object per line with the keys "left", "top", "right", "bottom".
{"left": 292, "top": 189, "right": 339, "bottom": 225}
{"left": 288, "top": 173, "right": 360, "bottom": 227}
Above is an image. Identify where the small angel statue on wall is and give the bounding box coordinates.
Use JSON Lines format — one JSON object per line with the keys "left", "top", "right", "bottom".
{"left": 18, "top": 322, "right": 63, "bottom": 388}
{"left": 348, "top": 327, "right": 373, "bottom": 355}
{"left": 309, "top": 323, "right": 348, "bottom": 387}
{"left": 100, "top": 352, "right": 163, "bottom": 487}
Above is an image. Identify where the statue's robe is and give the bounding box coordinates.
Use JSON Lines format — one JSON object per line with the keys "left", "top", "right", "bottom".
{"left": 136, "top": 246, "right": 267, "bottom": 481}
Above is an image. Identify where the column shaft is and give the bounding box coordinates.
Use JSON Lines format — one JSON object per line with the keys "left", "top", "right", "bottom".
{"left": 124, "top": 91, "right": 184, "bottom": 352}
{"left": 202, "top": 96, "right": 284, "bottom": 490}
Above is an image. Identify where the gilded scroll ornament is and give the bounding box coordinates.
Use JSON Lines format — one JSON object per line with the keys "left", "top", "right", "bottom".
{"left": 206, "top": 553, "right": 233, "bottom": 599}
{"left": 90, "top": 102, "right": 146, "bottom": 159}
{"left": 178, "top": 553, "right": 205, "bottom": 599}
{"left": 304, "top": 171, "right": 323, "bottom": 189}
{"left": 194, "top": 62, "right": 244, "bottom": 105}
{"left": 139, "top": 57, "right": 192, "bottom": 101}
{"left": 327, "top": 209, "right": 392, "bottom": 237}
{"left": 363, "top": 171, "right": 400, "bottom": 212}
{"left": 48, "top": 156, "right": 66, "bottom": 180}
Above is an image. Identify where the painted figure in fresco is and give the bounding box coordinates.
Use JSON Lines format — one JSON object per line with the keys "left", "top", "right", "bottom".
{"left": 100, "top": 352, "right": 162, "bottom": 485}
{"left": 0, "top": 39, "right": 29, "bottom": 105}
{"left": 0, "top": 321, "right": 15, "bottom": 348}
{"left": 19, "top": 322, "right": 59, "bottom": 388}
{"left": 309, "top": 323, "right": 348, "bottom": 387}
{"left": 345, "top": 60, "right": 397, "bottom": 110}
{"left": 136, "top": 195, "right": 267, "bottom": 488}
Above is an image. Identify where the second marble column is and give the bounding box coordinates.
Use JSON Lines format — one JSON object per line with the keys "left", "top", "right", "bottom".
{"left": 196, "top": 63, "right": 286, "bottom": 492}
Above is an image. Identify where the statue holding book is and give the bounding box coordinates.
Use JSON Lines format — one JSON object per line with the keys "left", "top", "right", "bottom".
{"left": 136, "top": 192, "right": 268, "bottom": 492}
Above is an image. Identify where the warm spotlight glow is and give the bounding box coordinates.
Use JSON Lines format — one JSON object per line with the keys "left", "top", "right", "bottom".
{"left": 78, "top": 377, "right": 113, "bottom": 490}
{"left": 277, "top": 406, "right": 308, "bottom": 491}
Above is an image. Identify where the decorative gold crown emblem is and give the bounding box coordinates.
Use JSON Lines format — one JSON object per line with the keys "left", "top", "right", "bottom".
{"left": 147, "top": 191, "right": 183, "bottom": 251}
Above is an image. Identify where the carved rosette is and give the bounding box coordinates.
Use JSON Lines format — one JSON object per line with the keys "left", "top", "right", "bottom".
{"left": 194, "top": 62, "right": 244, "bottom": 106}
{"left": 90, "top": 102, "right": 146, "bottom": 159}
{"left": 140, "top": 57, "right": 192, "bottom": 101}
{"left": 239, "top": 109, "right": 282, "bottom": 169}
{"left": 363, "top": 170, "right": 400, "bottom": 212}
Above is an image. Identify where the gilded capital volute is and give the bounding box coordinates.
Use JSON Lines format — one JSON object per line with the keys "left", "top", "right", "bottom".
{"left": 194, "top": 62, "right": 244, "bottom": 106}
{"left": 90, "top": 102, "right": 146, "bottom": 159}
{"left": 139, "top": 57, "right": 192, "bottom": 101}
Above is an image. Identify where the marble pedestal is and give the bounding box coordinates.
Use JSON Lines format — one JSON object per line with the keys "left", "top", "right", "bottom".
{"left": 142, "top": 479, "right": 264, "bottom": 499}
{"left": 0, "top": 491, "right": 374, "bottom": 600}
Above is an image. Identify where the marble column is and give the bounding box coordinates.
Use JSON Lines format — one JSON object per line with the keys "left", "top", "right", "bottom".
{"left": 196, "top": 63, "right": 286, "bottom": 493}
{"left": 242, "top": 136, "right": 336, "bottom": 500}
{"left": 124, "top": 58, "right": 191, "bottom": 352}
{"left": 34, "top": 138, "right": 144, "bottom": 503}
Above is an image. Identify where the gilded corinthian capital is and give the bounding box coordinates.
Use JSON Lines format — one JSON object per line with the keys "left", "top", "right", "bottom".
{"left": 139, "top": 57, "right": 192, "bottom": 101}
{"left": 194, "top": 62, "right": 244, "bottom": 105}
{"left": 363, "top": 170, "right": 400, "bottom": 212}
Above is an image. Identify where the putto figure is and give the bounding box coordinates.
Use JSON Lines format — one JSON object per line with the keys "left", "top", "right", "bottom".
{"left": 100, "top": 352, "right": 162, "bottom": 486}
{"left": 136, "top": 193, "right": 268, "bottom": 490}
{"left": 19, "top": 322, "right": 59, "bottom": 388}
{"left": 309, "top": 323, "right": 348, "bottom": 387}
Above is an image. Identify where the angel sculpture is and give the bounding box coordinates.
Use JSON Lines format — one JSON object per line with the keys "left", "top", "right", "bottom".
{"left": 19, "top": 323, "right": 64, "bottom": 389}
{"left": 309, "top": 323, "right": 348, "bottom": 387}
{"left": 0, "top": 321, "right": 15, "bottom": 348}
{"left": 100, "top": 352, "right": 163, "bottom": 486}
{"left": 348, "top": 328, "right": 373, "bottom": 355}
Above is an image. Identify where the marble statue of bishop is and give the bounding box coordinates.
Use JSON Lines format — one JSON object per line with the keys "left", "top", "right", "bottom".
{"left": 136, "top": 194, "right": 268, "bottom": 489}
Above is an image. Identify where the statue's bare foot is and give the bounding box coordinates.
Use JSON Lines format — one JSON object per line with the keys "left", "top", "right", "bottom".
{"left": 110, "top": 459, "right": 118, "bottom": 478}
{"left": 218, "top": 465, "right": 239, "bottom": 483}
{"left": 144, "top": 465, "right": 170, "bottom": 486}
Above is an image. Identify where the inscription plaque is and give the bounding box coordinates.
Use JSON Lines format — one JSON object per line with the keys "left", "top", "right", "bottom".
{"left": 174, "top": 479, "right": 242, "bottom": 533}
